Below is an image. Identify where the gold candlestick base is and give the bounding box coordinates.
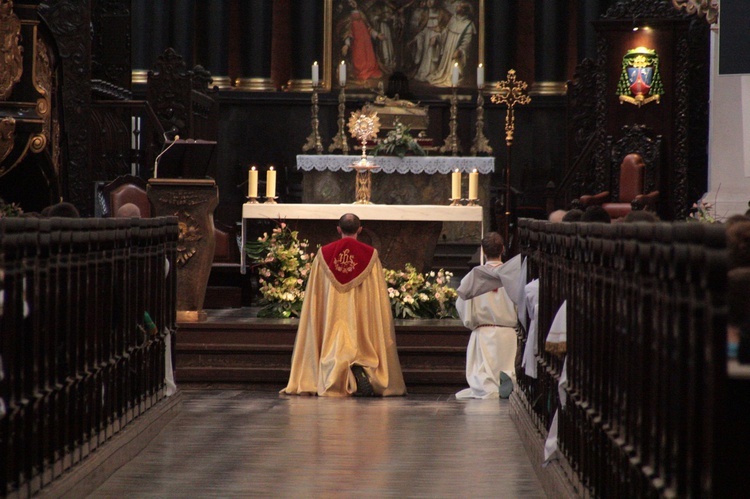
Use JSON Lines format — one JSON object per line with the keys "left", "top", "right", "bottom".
{"left": 264, "top": 196, "right": 278, "bottom": 204}
{"left": 449, "top": 198, "right": 462, "bottom": 206}
{"left": 466, "top": 198, "right": 480, "bottom": 207}
{"left": 246, "top": 197, "right": 260, "bottom": 204}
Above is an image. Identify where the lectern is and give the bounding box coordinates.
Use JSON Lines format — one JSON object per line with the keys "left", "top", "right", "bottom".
{"left": 148, "top": 139, "right": 218, "bottom": 322}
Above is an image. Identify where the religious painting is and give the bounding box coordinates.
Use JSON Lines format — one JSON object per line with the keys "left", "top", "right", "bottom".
{"left": 326, "top": 0, "right": 485, "bottom": 93}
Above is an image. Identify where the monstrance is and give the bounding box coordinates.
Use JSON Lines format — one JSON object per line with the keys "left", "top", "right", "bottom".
{"left": 347, "top": 109, "right": 381, "bottom": 204}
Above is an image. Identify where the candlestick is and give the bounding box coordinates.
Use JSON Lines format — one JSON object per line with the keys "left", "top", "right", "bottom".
{"left": 339, "top": 60, "right": 346, "bottom": 87}
{"left": 451, "top": 169, "right": 461, "bottom": 200}
{"left": 302, "top": 81, "right": 323, "bottom": 154}
{"left": 248, "top": 166, "right": 258, "bottom": 198}
{"left": 439, "top": 86, "right": 461, "bottom": 155}
{"left": 328, "top": 83, "right": 349, "bottom": 154}
{"left": 468, "top": 169, "right": 479, "bottom": 200}
{"left": 266, "top": 167, "right": 277, "bottom": 199}
{"left": 451, "top": 62, "right": 459, "bottom": 87}
{"left": 312, "top": 61, "right": 319, "bottom": 86}
{"left": 477, "top": 63, "right": 484, "bottom": 89}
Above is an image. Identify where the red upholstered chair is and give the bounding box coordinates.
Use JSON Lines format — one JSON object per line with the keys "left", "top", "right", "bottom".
{"left": 578, "top": 153, "right": 659, "bottom": 219}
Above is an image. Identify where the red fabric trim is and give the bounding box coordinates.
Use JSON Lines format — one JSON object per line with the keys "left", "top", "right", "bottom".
{"left": 321, "top": 238, "right": 376, "bottom": 285}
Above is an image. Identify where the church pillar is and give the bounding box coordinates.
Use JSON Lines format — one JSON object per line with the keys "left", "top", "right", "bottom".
{"left": 484, "top": 0, "right": 516, "bottom": 84}
{"left": 131, "top": 1, "right": 170, "bottom": 84}
{"left": 286, "top": 0, "right": 325, "bottom": 92}
{"left": 577, "top": 0, "right": 608, "bottom": 61}
{"left": 195, "top": 0, "right": 232, "bottom": 89}
{"left": 531, "top": 0, "right": 568, "bottom": 95}
{"left": 236, "top": 0, "right": 275, "bottom": 91}
{"left": 169, "top": 1, "right": 196, "bottom": 68}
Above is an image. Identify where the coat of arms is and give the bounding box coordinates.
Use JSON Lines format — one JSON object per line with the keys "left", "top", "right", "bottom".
{"left": 617, "top": 47, "right": 664, "bottom": 107}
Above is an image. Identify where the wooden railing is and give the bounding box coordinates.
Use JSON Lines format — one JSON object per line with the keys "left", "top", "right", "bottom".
{"left": 0, "top": 216, "right": 178, "bottom": 497}
{"left": 515, "top": 219, "right": 743, "bottom": 497}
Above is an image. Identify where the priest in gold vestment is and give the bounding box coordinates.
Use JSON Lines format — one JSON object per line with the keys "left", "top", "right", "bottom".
{"left": 281, "top": 214, "right": 406, "bottom": 397}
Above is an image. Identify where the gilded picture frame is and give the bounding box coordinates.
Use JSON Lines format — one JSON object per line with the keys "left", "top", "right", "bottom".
{"left": 325, "top": 0, "right": 485, "bottom": 93}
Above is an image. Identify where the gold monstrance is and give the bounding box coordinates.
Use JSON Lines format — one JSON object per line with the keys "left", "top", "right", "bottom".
{"left": 347, "top": 109, "right": 380, "bottom": 204}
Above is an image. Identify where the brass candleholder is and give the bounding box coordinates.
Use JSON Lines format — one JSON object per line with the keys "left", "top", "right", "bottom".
{"left": 246, "top": 196, "right": 260, "bottom": 204}
{"left": 449, "top": 198, "right": 462, "bottom": 206}
{"left": 470, "top": 87, "right": 493, "bottom": 156}
{"left": 347, "top": 109, "right": 380, "bottom": 204}
{"left": 440, "top": 86, "right": 460, "bottom": 156}
{"left": 328, "top": 85, "right": 349, "bottom": 154}
{"left": 264, "top": 196, "right": 278, "bottom": 204}
{"left": 302, "top": 82, "right": 323, "bottom": 154}
{"left": 466, "top": 198, "right": 480, "bottom": 207}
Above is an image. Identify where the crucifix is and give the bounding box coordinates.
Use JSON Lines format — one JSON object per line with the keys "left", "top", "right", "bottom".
{"left": 491, "top": 69, "right": 531, "bottom": 246}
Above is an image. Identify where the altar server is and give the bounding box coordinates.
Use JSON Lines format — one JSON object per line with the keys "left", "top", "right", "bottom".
{"left": 454, "top": 232, "right": 520, "bottom": 399}
{"left": 281, "top": 213, "right": 406, "bottom": 397}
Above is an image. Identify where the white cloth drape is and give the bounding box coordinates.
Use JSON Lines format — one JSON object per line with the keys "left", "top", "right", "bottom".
{"left": 521, "top": 279, "right": 539, "bottom": 378}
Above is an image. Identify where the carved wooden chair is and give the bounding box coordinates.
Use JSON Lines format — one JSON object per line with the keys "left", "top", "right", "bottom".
{"left": 577, "top": 125, "right": 661, "bottom": 219}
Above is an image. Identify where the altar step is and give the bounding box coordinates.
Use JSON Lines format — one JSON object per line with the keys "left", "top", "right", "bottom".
{"left": 174, "top": 309, "right": 470, "bottom": 392}
{"left": 431, "top": 241, "right": 479, "bottom": 283}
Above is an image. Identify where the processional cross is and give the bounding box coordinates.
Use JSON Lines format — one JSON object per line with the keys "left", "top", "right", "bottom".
{"left": 491, "top": 70, "right": 531, "bottom": 247}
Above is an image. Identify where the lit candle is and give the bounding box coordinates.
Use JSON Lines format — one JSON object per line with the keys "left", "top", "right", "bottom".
{"left": 477, "top": 63, "right": 485, "bottom": 88}
{"left": 248, "top": 166, "right": 258, "bottom": 198}
{"left": 451, "top": 169, "right": 461, "bottom": 200}
{"left": 339, "top": 60, "right": 347, "bottom": 87}
{"left": 451, "top": 62, "right": 460, "bottom": 87}
{"left": 266, "top": 167, "right": 277, "bottom": 198}
{"left": 312, "top": 61, "right": 319, "bottom": 86}
{"left": 468, "top": 169, "right": 479, "bottom": 200}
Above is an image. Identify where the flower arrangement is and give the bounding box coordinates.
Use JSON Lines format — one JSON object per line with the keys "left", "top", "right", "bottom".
{"left": 687, "top": 197, "right": 717, "bottom": 223}
{"left": 383, "top": 264, "right": 458, "bottom": 319}
{"left": 245, "top": 221, "right": 315, "bottom": 318}
{"left": 0, "top": 197, "right": 23, "bottom": 218}
{"left": 372, "top": 120, "right": 426, "bottom": 158}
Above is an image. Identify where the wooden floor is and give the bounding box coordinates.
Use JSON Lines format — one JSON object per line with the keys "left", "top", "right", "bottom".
{"left": 88, "top": 388, "right": 547, "bottom": 498}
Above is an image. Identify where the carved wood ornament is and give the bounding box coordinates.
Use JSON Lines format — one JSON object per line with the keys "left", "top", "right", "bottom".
{"left": 0, "top": 0, "right": 23, "bottom": 101}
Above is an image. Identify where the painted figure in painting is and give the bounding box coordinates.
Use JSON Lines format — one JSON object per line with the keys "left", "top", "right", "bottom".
{"left": 339, "top": 0, "right": 383, "bottom": 82}
{"left": 408, "top": 0, "right": 451, "bottom": 83}
{"left": 428, "top": 1, "right": 476, "bottom": 87}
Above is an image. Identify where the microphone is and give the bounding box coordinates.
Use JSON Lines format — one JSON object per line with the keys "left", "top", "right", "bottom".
{"left": 153, "top": 134, "right": 180, "bottom": 178}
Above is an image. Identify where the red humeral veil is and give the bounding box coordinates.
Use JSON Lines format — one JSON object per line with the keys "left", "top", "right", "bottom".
{"left": 320, "top": 237, "right": 376, "bottom": 286}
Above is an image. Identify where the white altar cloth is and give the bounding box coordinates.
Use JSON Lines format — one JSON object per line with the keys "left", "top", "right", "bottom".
{"left": 240, "top": 203, "right": 483, "bottom": 273}
{"left": 296, "top": 155, "right": 494, "bottom": 175}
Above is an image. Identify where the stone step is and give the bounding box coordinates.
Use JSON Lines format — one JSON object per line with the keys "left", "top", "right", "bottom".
{"left": 174, "top": 311, "right": 470, "bottom": 391}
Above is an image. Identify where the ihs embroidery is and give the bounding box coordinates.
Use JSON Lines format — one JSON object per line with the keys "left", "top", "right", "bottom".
{"left": 333, "top": 249, "right": 357, "bottom": 273}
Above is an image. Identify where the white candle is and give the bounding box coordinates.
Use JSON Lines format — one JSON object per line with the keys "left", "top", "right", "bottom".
{"left": 451, "top": 62, "right": 460, "bottom": 87}
{"left": 248, "top": 166, "right": 258, "bottom": 198}
{"left": 339, "top": 60, "right": 346, "bottom": 87}
{"left": 468, "top": 169, "right": 479, "bottom": 200}
{"left": 312, "top": 61, "right": 319, "bottom": 86}
{"left": 477, "top": 63, "right": 485, "bottom": 88}
{"left": 266, "top": 167, "right": 277, "bottom": 198}
{"left": 451, "top": 169, "right": 461, "bottom": 200}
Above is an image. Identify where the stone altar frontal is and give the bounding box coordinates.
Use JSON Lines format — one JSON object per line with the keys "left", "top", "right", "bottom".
{"left": 241, "top": 203, "right": 483, "bottom": 275}
{"left": 296, "top": 155, "right": 494, "bottom": 243}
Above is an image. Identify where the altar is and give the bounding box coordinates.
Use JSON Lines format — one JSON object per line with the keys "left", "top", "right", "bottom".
{"left": 297, "top": 155, "right": 494, "bottom": 243}
{"left": 240, "top": 203, "right": 483, "bottom": 274}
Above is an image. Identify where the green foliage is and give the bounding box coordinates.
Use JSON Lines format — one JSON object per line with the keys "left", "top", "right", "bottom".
{"left": 383, "top": 264, "right": 458, "bottom": 319}
{"left": 372, "top": 121, "right": 426, "bottom": 158}
{"left": 245, "top": 221, "right": 315, "bottom": 318}
{"left": 0, "top": 197, "right": 23, "bottom": 218}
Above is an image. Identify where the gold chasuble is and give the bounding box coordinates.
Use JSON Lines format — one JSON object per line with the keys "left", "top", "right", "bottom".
{"left": 282, "top": 237, "right": 406, "bottom": 397}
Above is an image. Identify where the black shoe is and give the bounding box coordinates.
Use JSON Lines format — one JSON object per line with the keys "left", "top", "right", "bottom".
{"left": 351, "top": 365, "right": 375, "bottom": 397}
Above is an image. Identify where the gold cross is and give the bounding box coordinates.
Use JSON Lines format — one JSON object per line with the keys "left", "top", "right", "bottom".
{"left": 491, "top": 70, "right": 531, "bottom": 147}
